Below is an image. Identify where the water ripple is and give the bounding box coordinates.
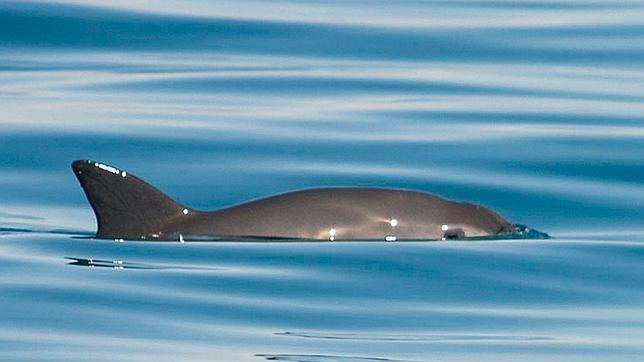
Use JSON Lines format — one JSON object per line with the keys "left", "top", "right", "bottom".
{"left": 1, "top": 1, "right": 644, "bottom": 361}
{"left": 275, "top": 331, "right": 557, "bottom": 342}
{"left": 256, "top": 354, "right": 427, "bottom": 362}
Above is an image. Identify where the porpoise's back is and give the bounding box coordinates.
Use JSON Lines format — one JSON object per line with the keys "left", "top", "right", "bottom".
{"left": 179, "top": 188, "right": 512, "bottom": 240}
{"left": 73, "top": 160, "right": 514, "bottom": 241}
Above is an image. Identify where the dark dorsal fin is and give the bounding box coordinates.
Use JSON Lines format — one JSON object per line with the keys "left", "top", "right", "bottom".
{"left": 72, "top": 160, "right": 188, "bottom": 239}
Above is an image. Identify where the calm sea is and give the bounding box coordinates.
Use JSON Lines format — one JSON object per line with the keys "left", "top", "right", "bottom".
{"left": 1, "top": 1, "right": 644, "bottom": 361}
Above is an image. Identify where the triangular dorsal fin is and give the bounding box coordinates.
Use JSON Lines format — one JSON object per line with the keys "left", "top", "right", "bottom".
{"left": 72, "top": 160, "right": 189, "bottom": 239}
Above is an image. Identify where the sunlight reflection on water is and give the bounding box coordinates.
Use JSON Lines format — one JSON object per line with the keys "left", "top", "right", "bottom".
{"left": 1, "top": 1, "right": 644, "bottom": 361}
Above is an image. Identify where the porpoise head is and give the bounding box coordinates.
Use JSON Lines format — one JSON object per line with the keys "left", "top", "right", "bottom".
{"left": 436, "top": 202, "right": 513, "bottom": 239}
{"left": 439, "top": 202, "right": 549, "bottom": 240}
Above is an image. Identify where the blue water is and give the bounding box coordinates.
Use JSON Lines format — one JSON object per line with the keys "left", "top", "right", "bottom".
{"left": 2, "top": 1, "right": 644, "bottom": 361}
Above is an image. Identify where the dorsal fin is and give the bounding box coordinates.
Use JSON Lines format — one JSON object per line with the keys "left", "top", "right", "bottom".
{"left": 72, "top": 160, "right": 189, "bottom": 239}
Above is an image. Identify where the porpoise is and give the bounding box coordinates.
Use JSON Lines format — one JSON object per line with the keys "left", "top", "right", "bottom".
{"left": 72, "top": 160, "right": 547, "bottom": 241}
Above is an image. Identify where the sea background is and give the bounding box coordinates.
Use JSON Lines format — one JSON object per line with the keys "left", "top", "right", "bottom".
{"left": 1, "top": 1, "right": 644, "bottom": 361}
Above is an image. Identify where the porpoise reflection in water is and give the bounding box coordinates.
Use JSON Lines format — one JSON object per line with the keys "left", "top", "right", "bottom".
{"left": 72, "top": 160, "right": 548, "bottom": 241}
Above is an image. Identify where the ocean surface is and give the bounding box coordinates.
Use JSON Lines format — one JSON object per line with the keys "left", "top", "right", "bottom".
{"left": 1, "top": 1, "right": 644, "bottom": 361}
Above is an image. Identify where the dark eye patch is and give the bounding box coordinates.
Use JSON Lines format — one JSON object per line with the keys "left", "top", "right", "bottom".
{"left": 443, "top": 228, "right": 465, "bottom": 240}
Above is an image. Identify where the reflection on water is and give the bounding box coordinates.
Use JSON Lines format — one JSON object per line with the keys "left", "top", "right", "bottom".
{"left": 255, "top": 354, "right": 425, "bottom": 362}
{"left": 275, "top": 331, "right": 556, "bottom": 342}
{"left": 1, "top": 0, "right": 644, "bottom": 361}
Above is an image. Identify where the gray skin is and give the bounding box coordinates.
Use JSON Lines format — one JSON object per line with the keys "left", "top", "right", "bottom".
{"left": 72, "top": 160, "right": 514, "bottom": 241}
